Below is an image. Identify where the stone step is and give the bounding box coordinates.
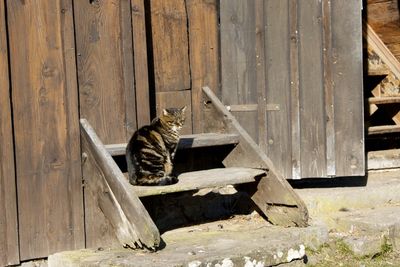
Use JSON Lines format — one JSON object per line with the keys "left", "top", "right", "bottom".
{"left": 48, "top": 215, "right": 328, "bottom": 267}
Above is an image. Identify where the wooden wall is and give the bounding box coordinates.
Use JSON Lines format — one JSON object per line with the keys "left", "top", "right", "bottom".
{"left": 6, "top": 0, "right": 84, "bottom": 261}
{"left": 220, "top": 0, "right": 365, "bottom": 179}
{"left": 0, "top": 0, "right": 364, "bottom": 263}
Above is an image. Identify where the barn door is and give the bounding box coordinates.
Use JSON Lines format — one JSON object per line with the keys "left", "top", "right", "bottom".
{"left": 220, "top": 0, "right": 365, "bottom": 179}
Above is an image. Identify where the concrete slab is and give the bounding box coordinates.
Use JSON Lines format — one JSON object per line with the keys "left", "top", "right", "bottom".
{"left": 48, "top": 214, "right": 328, "bottom": 267}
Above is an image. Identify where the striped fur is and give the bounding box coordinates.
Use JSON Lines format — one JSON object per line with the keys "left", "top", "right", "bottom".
{"left": 126, "top": 107, "right": 186, "bottom": 185}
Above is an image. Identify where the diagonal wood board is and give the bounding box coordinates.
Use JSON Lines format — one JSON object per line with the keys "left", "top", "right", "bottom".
{"left": 202, "top": 86, "right": 309, "bottom": 227}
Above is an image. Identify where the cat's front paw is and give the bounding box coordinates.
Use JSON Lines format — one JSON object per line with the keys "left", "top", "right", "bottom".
{"left": 166, "top": 175, "right": 178, "bottom": 185}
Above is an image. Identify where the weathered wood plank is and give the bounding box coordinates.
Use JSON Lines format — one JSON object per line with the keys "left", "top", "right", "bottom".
{"left": 186, "top": 0, "right": 220, "bottom": 133}
{"left": 105, "top": 133, "right": 240, "bottom": 156}
{"left": 289, "top": 0, "right": 301, "bottom": 179}
{"left": 0, "top": 0, "right": 19, "bottom": 264}
{"left": 150, "top": 0, "right": 190, "bottom": 92}
{"left": 368, "top": 125, "right": 400, "bottom": 135}
{"left": 255, "top": 0, "right": 267, "bottom": 151}
{"left": 368, "top": 96, "right": 400, "bottom": 104}
{"left": 7, "top": 0, "right": 84, "bottom": 260}
{"left": 131, "top": 0, "right": 151, "bottom": 128}
{"left": 331, "top": 0, "right": 365, "bottom": 176}
{"left": 80, "top": 119, "right": 160, "bottom": 249}
{"left": 133, "top": 168, "right": 266, "bottom": 197}
{"left": 156, "top": 90, "right": 192, "bottom": 134}
{"left": 202, "top": 86, "right": 309, "bottom": 227}
{"left": 74, "top": 0, "right": 135, "bottom": 143}
{"left": 264, "top": 0, "right": 292, "bottom": 178}
{"left": 220, "top": 0, "right": 258, "bottom": 142}
{"left": 322, "top": 0, "right": 336, "bottom": 176}
{"left": 298, "top": 0, "right": 326, "bottom": 178}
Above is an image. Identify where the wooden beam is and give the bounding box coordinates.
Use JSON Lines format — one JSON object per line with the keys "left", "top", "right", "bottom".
{"left": 368, "top": 125, "right": 400, "bottom": 135}
{"left": 132, "top": 167, "right": 266, "bottom": 197}
{"left": 105, "top": 133, "right": 240, "bottom": 156}
{"left": 80, "top": 119, "right": 160, "bottom": 250}
{"left": 368, "top": 96, "right": 400, "bottom": 104}
{"left": 202, "top": 87, "right": 309, "bottom": 227}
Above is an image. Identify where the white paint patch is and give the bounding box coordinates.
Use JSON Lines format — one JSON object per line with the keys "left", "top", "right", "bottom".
{"left": 243, "top": 256, "right": 265, "bottom": 267}
{"left": 188, "top": 260, "right": 202, "bottom": 267}
{"left": 214, "top": 258, "right": 234, "bottom": 267}
{"left": 286, "top": 244, "right": 306, "bottom": 262}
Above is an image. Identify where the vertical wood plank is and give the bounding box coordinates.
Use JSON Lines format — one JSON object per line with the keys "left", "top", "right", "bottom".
{"left": 331, "top": 0, "right": 365, "bottom": 176}
{"left": 289, "top": 0, "right": 301, "bottom": 179}
{"left": 0, "top": 0, "right": 19, "bottom": 265}
{"left": 264, "top": 0, "right": 292, "bottom": 178}
{"left": 186, "top": 0, "right": 219, "bottom": 133}
{"left": 131, "top": 0, "right": 151, "bottom": 128}
{"left": 220, "top": 0, "right": 258, "bottom": 142}
{"left": 7, "top": 0, "right": 84, "bottom": 260}
{"left": 156, "top": 90, "right": 193, "bottom": 135}
{"left": 74, "top": 0, "right": 136, "bottom": 143}
{"left": 298, "top": 0, "right": 326, "bottom": 178}
{"left": 255, "top": 0, "right": 267, "bottom": 151}
{"left": 322, "top": 0, "right": 336, "bottom": 176}
{"left": 150, "top": 0, "right": 190, "bottom": 92}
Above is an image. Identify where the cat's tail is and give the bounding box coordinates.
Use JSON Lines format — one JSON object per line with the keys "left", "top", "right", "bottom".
{"left": 125, "top": 147, "right": 137, "bottom": 185}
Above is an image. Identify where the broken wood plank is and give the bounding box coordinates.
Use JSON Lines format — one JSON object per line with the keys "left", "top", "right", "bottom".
{"left": 132, "top": 167, "right": 266, "bottom": 197}
{"left": 80, "top": 119, "right": 160, "bottom": 249}
{"left": 105, "top": 133, "right": 240, "bottom": 156}
{"left": 368, "top": 125, "right": 400, "bottom": 135}
{"left": 202, "top": 86, "right": 309, "bottom": 227}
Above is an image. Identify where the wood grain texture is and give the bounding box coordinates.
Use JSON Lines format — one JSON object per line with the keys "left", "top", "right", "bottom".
{"left": 322, "top": 0, "right": 336, "bottom": 176}
{"left": 289, "top": 0, "right": 301, "bottom": 179}
{"left": 133, "top": 168, "right": 266, "bottom": 197}
{"left": 156, "top": 90, "right": 192, "bottom": 134}
{"left": 186, "top": 0, "right": 219, "bottom": 133}
{"left": 220, "top": 0, "right": 258, "bottom": 142}
{"left": 264, "top": 0, "right": 292, "bottom": 178}
{"left": 7, "top": 0, "right": 84, "bottom": 260}
{"left": 150, "top": 0, "right": 190, "bottom": 92}
{"left": 131, "top": 0, "right": 151, "bottom": 128}
{"left": 0, "top": 0, "right": 19, "bottom": 265}
{"left": 80, "top": 119, "right": 160, "bottom": 249}
{"left": 298, "top": 0, "right": 326, "bottom": 178}
{"left": 74, "top": 0, "right": 136, "bottom": 143}
{"left": 331, "top": 0, "right": 365, "bottom": 176}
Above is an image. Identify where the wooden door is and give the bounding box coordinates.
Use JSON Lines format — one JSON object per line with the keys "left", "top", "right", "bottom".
{"left": 220, "top": 0, "right": 365, "bottom": 179}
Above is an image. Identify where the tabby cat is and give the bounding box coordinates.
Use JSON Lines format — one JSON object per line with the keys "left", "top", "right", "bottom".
{"left": 126, "top": 106, "right": 186, "bottom": 186}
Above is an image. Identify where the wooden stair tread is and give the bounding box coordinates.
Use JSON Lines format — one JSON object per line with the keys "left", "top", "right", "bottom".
{"left": 368, "top": 96, "right": 400, "bottom": 104}
{"left": 131, "top": 167, "right": 266, "bottom": 197}
{"left": 105, "top": 133, "right": 240, "bottom": 156}
{"left": 368, "top": 125, "right": 400, "bottom": 135}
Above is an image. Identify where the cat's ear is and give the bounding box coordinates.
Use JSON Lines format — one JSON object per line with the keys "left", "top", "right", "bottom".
{"left": 181, "top": 106, "right": 187, "bottom": 113}
{"left": 162, "top": 109, "right": 169, "bottom": 116}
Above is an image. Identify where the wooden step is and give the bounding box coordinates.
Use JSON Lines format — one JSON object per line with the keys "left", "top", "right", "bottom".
{"left": 105, "top": 133, "right": 240, "bottom": 156}
{"left": 131, "top": 167, "right": 266, "bottom": 197}
{"left": 368, "top": 125, "right": 400, "bottom": 135}
{"left": 368, "top": 96, "right": 400, "bottom": 104}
